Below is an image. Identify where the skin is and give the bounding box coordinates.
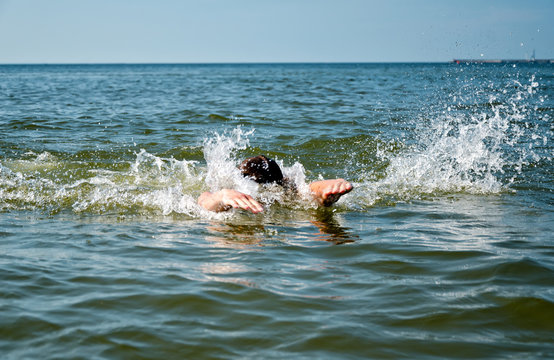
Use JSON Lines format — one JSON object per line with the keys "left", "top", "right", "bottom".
{"left": 198, "top": 178, "right": 353, "bottom": 213}
{"left": 198, "top": 189, "right": 264, "bottom": 214}
{"left": 308, "top": 178, "right": 353, "bottom": 207}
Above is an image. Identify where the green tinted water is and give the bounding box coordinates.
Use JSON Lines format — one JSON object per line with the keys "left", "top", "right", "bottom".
{"left": 1, "top": 64, "right": 553, "bottom": 359}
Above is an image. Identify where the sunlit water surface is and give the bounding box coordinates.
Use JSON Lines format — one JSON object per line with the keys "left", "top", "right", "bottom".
{"left": 1, "top": 63, "right": 553, "bottom": 359}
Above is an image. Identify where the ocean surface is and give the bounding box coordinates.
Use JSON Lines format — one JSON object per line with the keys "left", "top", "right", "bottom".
{"left": 1, "top": 63, "right": 553, "bottom": 359}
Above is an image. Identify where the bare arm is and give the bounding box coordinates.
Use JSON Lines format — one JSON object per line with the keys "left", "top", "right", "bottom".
{"left": 309, "top": 178, "right": 353, "bottom": 207}
{"left": 198, "top": 189, "right": 264, "bottom": 213}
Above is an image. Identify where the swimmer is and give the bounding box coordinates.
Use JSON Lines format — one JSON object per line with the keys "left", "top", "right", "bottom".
{"left": 198, "top": 155, "right": 353, "bottom": 213}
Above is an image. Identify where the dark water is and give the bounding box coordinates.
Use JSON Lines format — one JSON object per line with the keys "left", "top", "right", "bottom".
{"left": 1, "top": 63, "right": 553, "bottom": 359}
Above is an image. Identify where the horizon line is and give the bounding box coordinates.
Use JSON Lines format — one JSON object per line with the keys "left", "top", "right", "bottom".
{"left": 2, "top": 59, "right": 551, "bottom": 66}
{"left": 0, "top": 60, "right": 453, "bottom": 66}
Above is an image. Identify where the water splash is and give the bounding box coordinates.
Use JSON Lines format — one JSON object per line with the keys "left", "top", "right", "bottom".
{"left": 0, "top": 150, "right": 200, "bottom": 216}
{"left": 0, "top": 71, "right": 549, "bottom": 215}
{"left": 0, "top": 127, "right": 317, "bottom": 217}
{"left": 359, "top": 73, "right": 549, "bottom": 206}
{"left": 200, "top": 127, "right": 315, "bottom": 209}
{"left": 202, "top": 127, "right": 256, "bottom": 194}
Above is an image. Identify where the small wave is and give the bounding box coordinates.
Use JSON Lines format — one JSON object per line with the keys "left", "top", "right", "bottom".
{"left": 208, "top": 113, "right": 230, "bottom": 121}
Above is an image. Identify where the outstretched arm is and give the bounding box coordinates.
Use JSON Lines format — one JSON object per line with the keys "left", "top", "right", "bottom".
{"left": 198, "top": 189, "right": 264, "bottom": 214}
{"left": 309, "top": 178, "right": 353, "bottom": 207}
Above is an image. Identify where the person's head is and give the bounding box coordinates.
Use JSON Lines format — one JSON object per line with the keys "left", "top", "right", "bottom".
{"left": 239, "top": 155, "right": 284, "bottom": 185}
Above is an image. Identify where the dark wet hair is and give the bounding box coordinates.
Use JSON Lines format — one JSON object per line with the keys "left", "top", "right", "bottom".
{"left": 240, "top": 155, "right": 284, "bottom": 185}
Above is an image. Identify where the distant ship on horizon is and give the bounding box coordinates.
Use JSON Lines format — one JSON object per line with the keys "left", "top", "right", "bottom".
{"left": 452, "top": 50, "right": 553, "bottom": 64}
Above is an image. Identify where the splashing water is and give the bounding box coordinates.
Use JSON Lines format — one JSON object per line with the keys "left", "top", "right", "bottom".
{"left": 359, "top": 73, "right": 549, "bottom": 205}
{"left": 201, "top": 127, "right": 314, "bottom": 210}
{"left": 0, "top": 128, "right": 316, "bottom": 217}
{"left": 202, "top": 127, "right": 255, "bottom": 193}
{"left": 0, "top": 70, "right": 549, "bottom": 216}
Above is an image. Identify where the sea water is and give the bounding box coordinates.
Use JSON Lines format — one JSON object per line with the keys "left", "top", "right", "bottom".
{"left": 1, "top": 63, "right": 552, "bottom": 359}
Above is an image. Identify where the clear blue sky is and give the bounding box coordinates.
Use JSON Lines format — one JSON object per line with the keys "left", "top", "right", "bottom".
{"left": 0, "top": 0, "right": 552, "bottom": 63}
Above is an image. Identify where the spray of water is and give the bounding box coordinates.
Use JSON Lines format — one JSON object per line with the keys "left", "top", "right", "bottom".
{"left": 0, "top": 74, "right": 548, "bottom": 216}
{"left": 201, "top": 127, "right": 314, "bottom": 210}
{"left": 0, "top": 127, "right": 315, "bottom": 217}
{"left": 357, "top": 73, "right": 549, "bottom": 206}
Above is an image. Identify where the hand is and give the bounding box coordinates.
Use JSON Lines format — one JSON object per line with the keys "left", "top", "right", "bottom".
{"left": 309, "top": 179, "right": 353, "bottom": 207}
{"left": 198, "top": 189, "right": 264, "bottom": 213}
